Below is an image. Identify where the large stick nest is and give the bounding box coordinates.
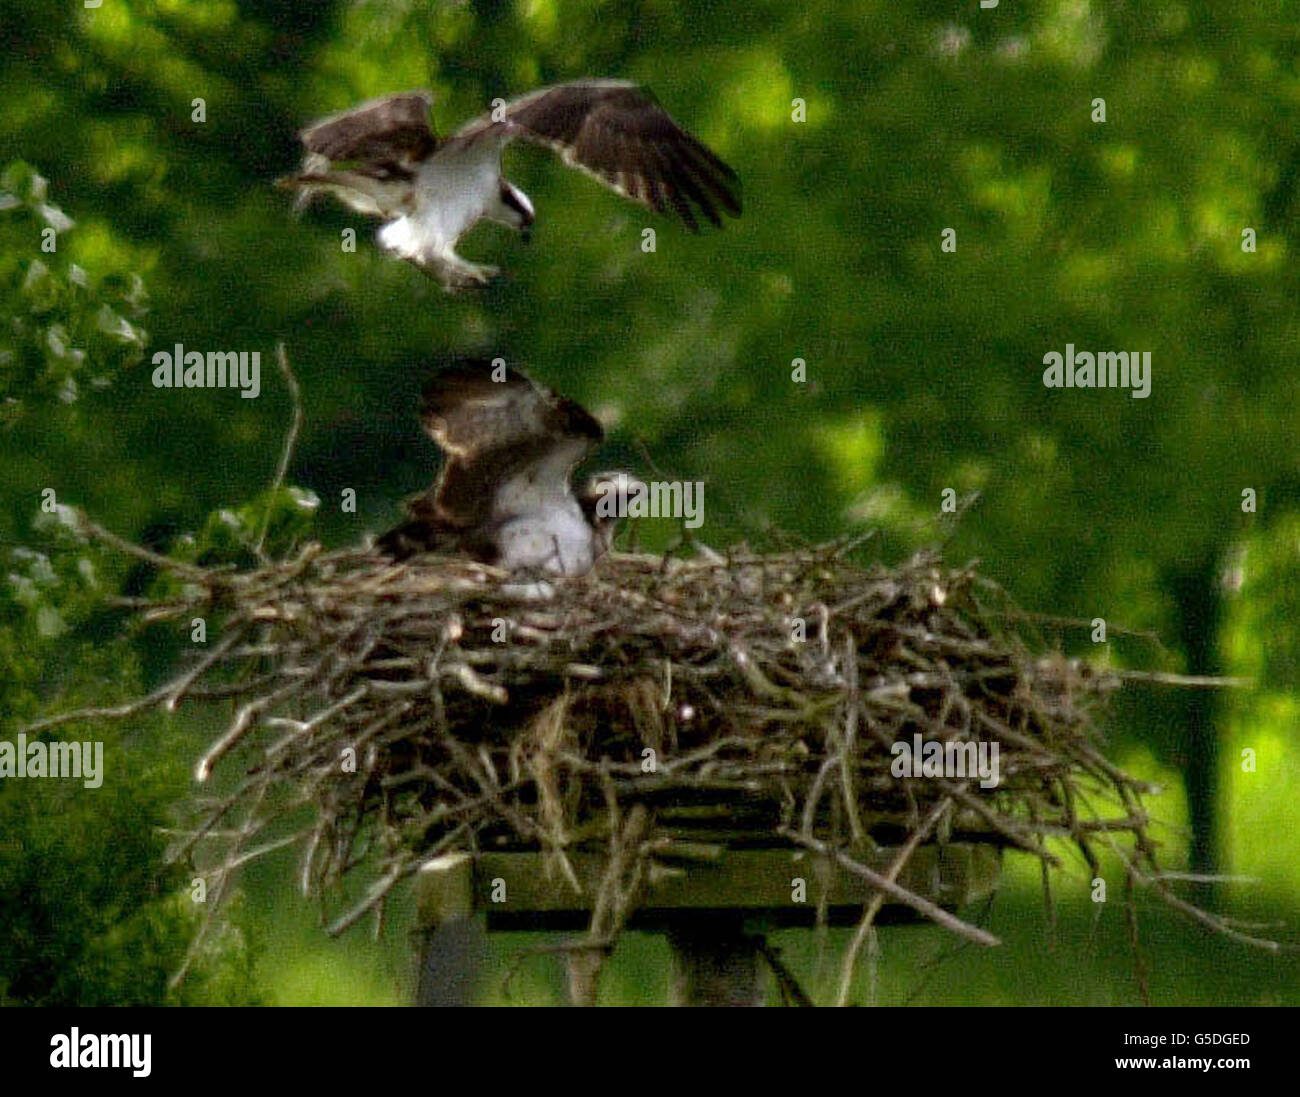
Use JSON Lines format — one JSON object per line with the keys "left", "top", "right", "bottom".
{"left": 37, "top": 526, "right": 1278, "bottom": 991}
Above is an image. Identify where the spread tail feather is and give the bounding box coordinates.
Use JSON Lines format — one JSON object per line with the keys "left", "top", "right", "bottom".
{"left": 276, "top": 168, "right": 405, "bottom": 219}
{"left": 274, "top": 173, "right": 326, "bottom": 215}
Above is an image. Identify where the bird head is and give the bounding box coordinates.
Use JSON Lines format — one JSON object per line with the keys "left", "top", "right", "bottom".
{"left": 579, "top": 470, "right": 647, "bottom": 553}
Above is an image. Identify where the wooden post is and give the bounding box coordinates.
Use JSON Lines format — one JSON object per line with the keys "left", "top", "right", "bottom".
{"left": 417, "top": 915, "right": 486, "bottom": 1007}
{"left": 414, "top": 853, "right": 481, "bottom": 1008}
{"left": 411, "top": 843, "right": 1000, "bottom": 1006}
{"left": 666, "top": 913, "right": 763, "bottom": 1006}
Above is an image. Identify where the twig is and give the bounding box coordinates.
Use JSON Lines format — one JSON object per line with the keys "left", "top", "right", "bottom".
{"left": 835, "top": 796, "right": 952, "bottom": 1006}
{"left": 779, "top": 828, "right": 1000, "bottom": 948}
{"left": 1112, "top": 670, "right": 1252, "bottom": 689}
{"left": 750, "top": 935, "right": 814, "bottom": 1007}
{"left": 72, "top": 511, "right": 208, "bottom": 580}
{"left": 21, "top": 680, "right": 180, "bottom": 735}
{"left": 253, "top": 341, "right": 304, "bottom": 561}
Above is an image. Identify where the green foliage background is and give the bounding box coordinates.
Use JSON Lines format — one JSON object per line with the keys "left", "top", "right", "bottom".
{"left": 0, "top": 0, "right": 1297, "bottom": 1004}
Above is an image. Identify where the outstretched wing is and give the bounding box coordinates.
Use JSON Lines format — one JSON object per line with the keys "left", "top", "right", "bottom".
{"left": 298, "top": 91, "right": 437, "bottom": 169}
{"left": 453, "top": 80, "right": 741, "bottom": 231}
{"left": 420, "top": 362, "right": 603, "bottom": 532}
{"left": 277, "top": 92, "right": 437, "bottom": 220}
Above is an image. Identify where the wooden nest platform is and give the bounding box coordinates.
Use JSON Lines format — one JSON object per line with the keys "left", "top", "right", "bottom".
{"left": 34, "top": 525, "right": 1279, "bottom": 999}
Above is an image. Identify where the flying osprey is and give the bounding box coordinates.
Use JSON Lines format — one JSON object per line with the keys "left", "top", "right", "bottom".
{"left": 376, "top": 363, "right": 634, "bottom": 577}
{"left": 277, "top": 79, "right": 742, "bottom": 290}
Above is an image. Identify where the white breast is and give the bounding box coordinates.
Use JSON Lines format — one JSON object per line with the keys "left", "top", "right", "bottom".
{"left": 496, "top": 500, "right": 596, "bottom": 577}
{"left": 403, "top": 139, "right": 502, "bottom": 254}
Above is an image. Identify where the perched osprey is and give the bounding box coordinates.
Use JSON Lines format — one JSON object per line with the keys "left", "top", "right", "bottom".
{"left": 277, "top": 79, "right": 742, "bottom": 290}
{"left": 377, "top": 363, "right": 634, "bottom": 577}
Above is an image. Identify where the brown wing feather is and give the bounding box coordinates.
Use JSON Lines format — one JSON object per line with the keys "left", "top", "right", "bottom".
{"left": 372, "top": 506, "right": 468, "bottom": 561}
{"left": 458, "top": 80, "right": 741, "bottom": 231}
{"left": 299, "top": 92, "right": 437, "bottom": 166}
{"left": 386, "top": 363, "right": 602, "bottom": 549}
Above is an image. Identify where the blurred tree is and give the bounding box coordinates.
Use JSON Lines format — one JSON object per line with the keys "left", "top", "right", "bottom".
{"left": 0, "top": 509, "right": 260, "bottom": 1004}
{"left": 0, "top": 161, "right": 148, "bottom": 419}
{"left": 0, "top": 173, "right": 259, "bottom": 1002}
